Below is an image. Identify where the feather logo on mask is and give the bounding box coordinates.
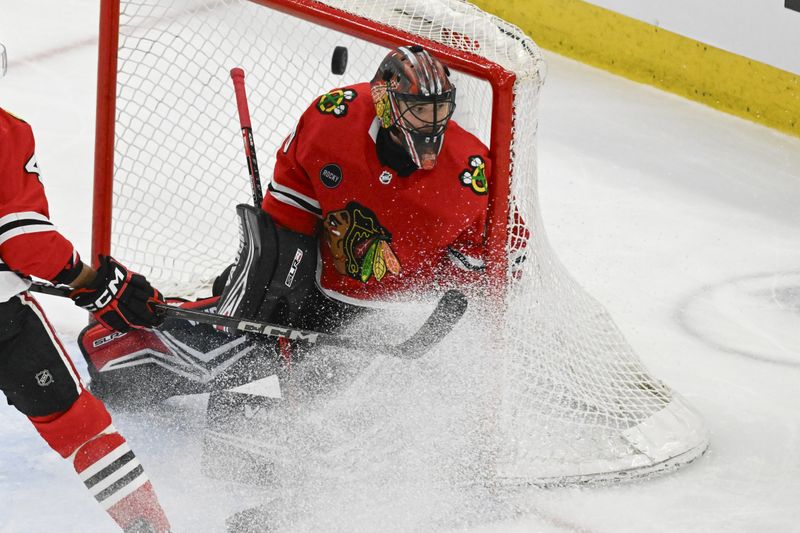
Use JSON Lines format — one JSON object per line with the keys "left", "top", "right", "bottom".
{"left": 372, "top": 85, "right": 393, "bottom": 129}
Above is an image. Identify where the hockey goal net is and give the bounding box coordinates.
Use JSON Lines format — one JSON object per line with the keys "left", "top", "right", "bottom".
{"left": 94, "top": 0, "right": 708, "bottom": 485}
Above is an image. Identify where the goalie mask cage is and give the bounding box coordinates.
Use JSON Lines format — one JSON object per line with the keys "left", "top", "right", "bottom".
{"left": 93, "top": 0, "right": 708, "bottom": 485}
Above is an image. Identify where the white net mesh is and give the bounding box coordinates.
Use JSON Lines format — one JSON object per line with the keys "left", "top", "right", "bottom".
{"left": 104, "top": 0, "right": 708, "bottom": 484}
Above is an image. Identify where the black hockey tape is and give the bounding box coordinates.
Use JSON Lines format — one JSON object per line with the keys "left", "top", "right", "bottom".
{"left": 331, "top": 46, "right": 348, "bottom": 75}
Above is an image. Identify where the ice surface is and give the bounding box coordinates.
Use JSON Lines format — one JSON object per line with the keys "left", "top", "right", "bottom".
{"left": 1, "top": 1, "right": 798, "bottom": 532}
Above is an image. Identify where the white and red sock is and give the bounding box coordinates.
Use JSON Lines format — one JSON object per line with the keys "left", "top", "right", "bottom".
{"left": 30, "top": 390, "right": 171, "bottom": 532}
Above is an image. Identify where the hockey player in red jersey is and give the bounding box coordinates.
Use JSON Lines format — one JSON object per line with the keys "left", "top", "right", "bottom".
{"left": 79, "top": 45, "right": 493, "bottom": 404}
{"left": 74, "top": 45, "right": 502, "bottom": 487}
{"left": 1, "top": 55, "right": 171, "bottom": 531}
{"left": 214, "top": 44, "right": 490, "bottom": 330}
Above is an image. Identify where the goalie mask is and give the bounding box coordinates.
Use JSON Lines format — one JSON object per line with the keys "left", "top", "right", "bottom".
{"left": 371, "top": 45, "right": 456, "bottom": 170}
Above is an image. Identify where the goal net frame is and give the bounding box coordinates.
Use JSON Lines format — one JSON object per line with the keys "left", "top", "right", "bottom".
{"left": 91, "top": 0, "right": 708, "bottom": 487}
{"left": 92, "top": 0, "right": 515, "bottom": 284}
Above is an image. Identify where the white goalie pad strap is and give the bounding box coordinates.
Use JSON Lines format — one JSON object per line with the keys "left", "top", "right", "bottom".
{"left": 447, "top": 247, "right": 485, "bottom": 272}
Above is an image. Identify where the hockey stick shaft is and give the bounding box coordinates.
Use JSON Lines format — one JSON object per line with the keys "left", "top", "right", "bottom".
{"left": 230, "top": 67, "right": 263, "bottom": 207}
{"left": 28, "top": 282, "right": 467, "bottom": 359}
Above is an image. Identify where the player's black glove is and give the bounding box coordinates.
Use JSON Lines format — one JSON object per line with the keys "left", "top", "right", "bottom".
{"left": 70, "top": 255, "right": 165, "bottom": 332}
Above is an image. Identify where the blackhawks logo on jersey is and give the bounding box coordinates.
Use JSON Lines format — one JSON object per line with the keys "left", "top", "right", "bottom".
{"left": 459, "top": 155, "right": 488, "bottom": 195}
{"left": 317, "top": 88, "right": 357, "bottom": 118}
{"left": 323, "top": 202, "right": 401, "bottom": 283}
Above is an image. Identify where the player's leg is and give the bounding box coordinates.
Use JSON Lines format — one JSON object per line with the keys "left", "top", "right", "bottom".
{"left": 0, "top": 293, "right": 171, "bottom": 533}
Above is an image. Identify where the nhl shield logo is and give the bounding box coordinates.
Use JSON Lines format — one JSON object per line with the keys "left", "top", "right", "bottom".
{"left": 378, "top": 171, "right": 393, "bottom": 185}
{"left": 35, "top": 369, "right": 54, "bottom": 387}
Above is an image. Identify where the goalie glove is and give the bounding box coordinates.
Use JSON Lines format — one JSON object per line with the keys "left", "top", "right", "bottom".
{"left": 70, "top": 255, "right": 165, "bottom": 332}
{"left": 216, "top": 204, "right": 318, "bottom": 332}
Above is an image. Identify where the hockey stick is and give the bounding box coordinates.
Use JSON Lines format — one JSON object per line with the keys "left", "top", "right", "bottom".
{"left": 230, "top": 67, "right": 263, "bottom": 206}
{"left": 28, "top": 282, "right": 467, "bottom": 360}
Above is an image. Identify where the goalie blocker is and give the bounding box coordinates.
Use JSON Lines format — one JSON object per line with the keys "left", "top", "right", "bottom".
{"left": 217, "top": 203, "right": 366, "bottom": 333}
{"left": 216, "top": 204, "right": 318, "bottom": 331}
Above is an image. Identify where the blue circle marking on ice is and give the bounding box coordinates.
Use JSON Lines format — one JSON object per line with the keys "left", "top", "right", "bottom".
{"left": 677, "top": 271, "right": 800, "bottom": 367}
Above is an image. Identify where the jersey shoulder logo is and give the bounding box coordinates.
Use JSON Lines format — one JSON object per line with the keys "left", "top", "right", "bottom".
{"left": 458, "top": 155, "right": 488, "bottom": 195}
{"left": 323, "top": 201, "right": 401, "bottom": 283}
{"left": 320, "top": 163, "right": 343, "bottom": 188}
{"left": 316, "top": 88, "right": 357, "bottom": 118}
{"left": 24, "top": 153, "right": 43, "bottom": 184}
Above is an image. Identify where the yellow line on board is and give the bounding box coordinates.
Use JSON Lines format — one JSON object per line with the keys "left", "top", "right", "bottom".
{"left": 471, "top": 0, "right": 800, "bottom": 138}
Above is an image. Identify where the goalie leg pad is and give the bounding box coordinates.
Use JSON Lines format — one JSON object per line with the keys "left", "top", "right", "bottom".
{"left": 79, "top": 297, "right": 283, "bottom": 407}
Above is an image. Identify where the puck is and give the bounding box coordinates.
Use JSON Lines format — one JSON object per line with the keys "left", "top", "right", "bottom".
{"left": 331, "top": 46, "right": 348, "bottom": 75}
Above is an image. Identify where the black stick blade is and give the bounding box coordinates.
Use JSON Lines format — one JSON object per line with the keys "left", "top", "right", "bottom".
{"left": 392, "top": 290, "right": 468, "bottom": 359}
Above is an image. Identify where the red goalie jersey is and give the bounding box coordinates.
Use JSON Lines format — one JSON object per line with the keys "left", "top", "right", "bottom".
{"left": 263, "top": 83, "right": 491, "bottom": 304}
{"left": 0, "top": 108, "right": 76, "bottom": 302}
